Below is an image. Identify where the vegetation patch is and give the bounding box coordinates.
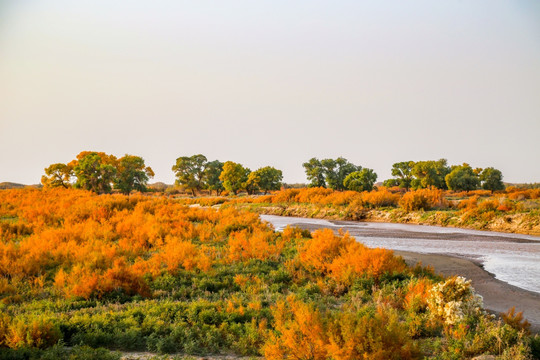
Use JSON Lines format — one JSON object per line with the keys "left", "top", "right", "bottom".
{"left": 0, "top": 189, "right": 538, "bottom": 359}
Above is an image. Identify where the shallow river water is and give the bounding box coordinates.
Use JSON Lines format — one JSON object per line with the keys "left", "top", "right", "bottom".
{"left": 260, "top": 215, "right": 540, "bottom": 294}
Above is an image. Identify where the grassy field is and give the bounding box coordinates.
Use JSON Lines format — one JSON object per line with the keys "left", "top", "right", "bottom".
{"left": 0, "top": 188, "right": 538, "bottom": 359}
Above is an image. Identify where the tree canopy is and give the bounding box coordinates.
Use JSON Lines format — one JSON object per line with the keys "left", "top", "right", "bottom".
{"left": 389, "top": 161, "right": 415, "bottom": 190}
{"left": 246, "top": 166, "right": 283, "bottom": 194}
{"left": 480, "top": 167, "right": 505, "bottom": 192}
{"left": 343, "top": 168, "right": 378, "bottom": 192}
{"left": 303, "top": 157, "right": 361, "bottom": 191}
{"left": 203, "top": 160, "right": 225, "bottom": 195}
{"left": 321, "top": 157, "right": 360, "bottom": 191}
{"left": 43, "top": 151, "right": 153, "bottom": 195}
{"left": 114, "top": 155, "right": 154, "bottom": 195}
{"left": 41, "top": 163, "right": 73, "bottom": 189}
{"left": 219, "top": 161, "right": 250, "bottom": 195}
{"left": 172, "top": 154, "right": 208, "bottom": 196}
{"left": 445, "top": 163, "right": 480, "bottom": 191}
{"left": 73, "top": 152, "right": 118, "bottom": 194}
{"left": 411, "top": 159, "right": 450, "bottom": 190}
{"left": 303, "top": 158, "right": 327, "bottom": 188}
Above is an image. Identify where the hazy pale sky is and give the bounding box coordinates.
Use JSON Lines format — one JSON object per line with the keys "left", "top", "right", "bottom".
{"left": 1, "top": 0, "right": 539, "bottom": 185}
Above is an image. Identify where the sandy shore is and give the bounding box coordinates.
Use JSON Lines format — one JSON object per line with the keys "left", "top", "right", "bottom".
{"left": 395, "top": 250, "right": 540, "bottom": 332}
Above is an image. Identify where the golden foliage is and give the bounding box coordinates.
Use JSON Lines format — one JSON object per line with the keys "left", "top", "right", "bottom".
{"left": 299, "top": 229, "right": 406, "bottom": 284}
{"left": 399, "top": 187, "right": 447, "bottom": 211}
{"left": 0, "top": 188, "right": 282, "bottom": 299}
{"left": 264, "top": 297, "right": 420, "bottom": 360}
{"left": 501, "top": 307, "right": 531, "bottom": 334}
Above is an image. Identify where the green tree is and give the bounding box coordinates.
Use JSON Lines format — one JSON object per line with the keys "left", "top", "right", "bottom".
{"left": 389, "top": 161, "right": 415, "bottom": 190}
{"left": 172, "top": 154, "right": 208, "bottom": 196}
{"left": 321, "top": 157, "right": 360, "bottom": 191}
{"left": 302, "top": 158, "right": 326, "bottom": 188}
{"left": 246, "top": 166, "right": 283, "bottom": 194}
{"left": 41, "top": 163, "right": 73, "bottom": 188}
{"left": 244, "top": 169, "right": 258, "bottom": 195}
{"left": 480, "top": 167, "right": 505, "bottom": 193}
{"left": 73, "top": 152, "right": 118, "bottom": 194}
{"left": 445, "top": 163, "right": 480, "bottom": 191}
{"left": 204, "top": 160, "right": 224, "bottom": 195}
{"left": 411, "top": 159, "right": 450, "bottom": 189}
{"left": 219, "top": 161, "right": 249, "bottom": 195}
{"left": 114, "top": 155, "right": 154, "bottom": 195}
{"left": 382, "top": 178, "right": 399, "bottom": 187}
{"left": 343, "top": 168, "right": 378, "bottom": 192}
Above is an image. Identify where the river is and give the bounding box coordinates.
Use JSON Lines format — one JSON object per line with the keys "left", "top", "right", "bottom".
{"left": 260, "top": 215, "right": 540, "bottom": 294}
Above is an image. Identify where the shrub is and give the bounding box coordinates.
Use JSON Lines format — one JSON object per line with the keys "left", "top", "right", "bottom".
{"left": 427, "top": 276, "right": 483, "bottom": 326}
{"left": 399, "top": 191, "right": 430, "bottom": 211}
{"left": 4, "top": 317, "right": 60, "bottom": 349}
{"left": 361, "top": 188, "right": 400, "bottom": 208}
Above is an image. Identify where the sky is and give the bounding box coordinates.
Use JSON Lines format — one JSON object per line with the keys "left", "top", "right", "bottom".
{"left": 1, "top": 0, "right": 539, "bottom": 185}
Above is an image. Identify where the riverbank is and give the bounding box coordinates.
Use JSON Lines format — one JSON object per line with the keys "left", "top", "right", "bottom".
{"left": 236, "top": 203, "right": 540, "bottom": 236}
{"left": 261, "top": 215, "right": 540, "bottom": 333}
{"left": 395, "top": 250, "right": 540, "bottom": 333}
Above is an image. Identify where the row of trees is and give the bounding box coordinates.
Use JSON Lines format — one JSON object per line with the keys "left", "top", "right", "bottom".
{"left": 41, "top": 151, "right": 154, "bottom": 195}
{"left": 42, "top": 153, "right": 506, "bottom": 195}
{"left": 42, "top": 152, "right": 283, "bottom": 196}
{"left": 172, "top": 154, "right": 282, "bottom": 195}
{"left": 303, "top": 157, "right": 378, "bottom": 192}
{"left": 382, "top": 159, "right": 504, "bottom": 192}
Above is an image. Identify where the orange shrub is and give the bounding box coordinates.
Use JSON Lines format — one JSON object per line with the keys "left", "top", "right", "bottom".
{"left": 329, "top": 246, "right": 406, "bottom": 284}
{"left": 267, "top": 188, "right": 301, "bottom": 203}
{"left": 264, "top": 296, "right": 327, "bottom": 360}
{"left": 265, "top": 297, "right": 420, "bottom": 360}
{"left": 507, "top": 188, "right": 540, "bottom": 200}
{"left": 299, "top": 229, "right": 406, "bottom": 284}
{"left": 399, "top": 190, "right": 431, "bottom": 211}
{"left": 458, "top": 195, "right": 479, "bottom": 211}
{"left": 3, "top": 317, "right": 60, "bottom": 349}
{"left": 404, "top": 278, "right": 433, "bottom": 312}
{"left": 326, "top": 307, "right": 420, "bottom": 360}
{"left": 227, "top": 229, "right": 283, "bottom": 263}
{"left": 299, "top": 229, "right": 350, "bottom": 273}
{"left": 477, "top": 199, "right": 498, "bottom": 212}
{"left": 0, "top": 188, "right": 280, "bottom": 299}
{"left": 361, "top": 188, "right": 400, "bottom": 208}
{"left": 501, "top": 307, "right": 531, "bottom": 334}
{"left": 399, "top": 188, "right": 447, "bottom": 211}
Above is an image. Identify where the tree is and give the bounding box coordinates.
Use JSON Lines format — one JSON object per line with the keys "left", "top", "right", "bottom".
{"left": 172, "top": 154, "right": 208, "bottom": 196}
{"left": 246, "top": 166, "right": 283, "bottom": 194}
{"left": 303, "top": 158, "right": 326, "bottom": 188}
{"left": 321, "top": 157, "right": 359, "bottom": 191}
{"left": 243, "top": 168, "right": 258, "bottom": 195}
{"left": 480, "top": 167, "right": 505, "bottom": 193}
{"left": 219, "top": 161, "right": 249, "bottom": 195}
{"left": 114, "top": 155, "right": 154, "bottom": 195}
{"left": 73, "top": 152, "right": 118, "bottom": 194}
{"left": 445, "top": 163, "right": 480, "bottom": 191}
{"left": 41, "top": 163, "right": 73, "bottom": 188}
{"left": 411, "top": 159, "right": 450, "bottom": 189}
{"left": 389, "top": 161, "right": 415, "bottom": 190}
{"left": 204, "top": 160, "right": 224, "bottom": 195}
{"left": 343, "top": 168, "right": 378, "bottom": 192}
{"left": 382, "top": 178, "right": 399, "bottom": 188}
{"left": 245, "top": 171, "right": 261, "bottom": 195}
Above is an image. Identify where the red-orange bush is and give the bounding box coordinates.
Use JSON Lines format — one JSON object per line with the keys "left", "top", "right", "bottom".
{"left": 299, "top": 229, "right": 406, "bottom": 284}
{"left": 361, "top": 188, "right": 400, "bottom": 208}
{"left": 399, "top": 188, "right": 447, "bottom": 211}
